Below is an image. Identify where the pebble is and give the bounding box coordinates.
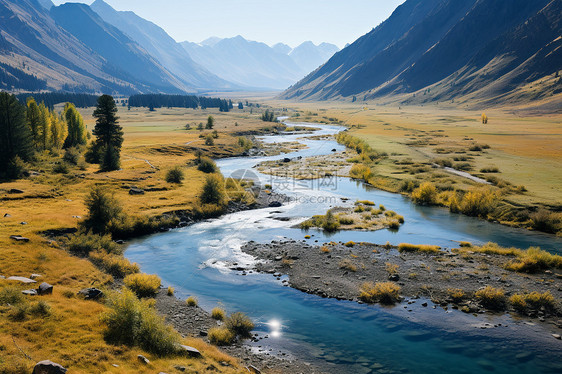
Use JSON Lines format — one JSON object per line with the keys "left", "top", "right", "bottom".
{"left": 552, "top": 334, "right": 561, "bottom": 340}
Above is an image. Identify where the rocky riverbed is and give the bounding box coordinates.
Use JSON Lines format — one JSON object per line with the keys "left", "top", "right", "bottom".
{"left": 241, "top": 239, "right": 562, "bottom": 336}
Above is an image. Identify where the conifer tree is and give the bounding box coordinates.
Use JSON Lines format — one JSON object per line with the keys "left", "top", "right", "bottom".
{"left": 0, "top": 92, "right": 33, "bottom": 178}
{"left": 92, "top": 95, "right": 123, "bottom": 171}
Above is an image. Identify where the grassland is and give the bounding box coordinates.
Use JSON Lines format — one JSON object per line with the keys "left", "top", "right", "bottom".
{"left": 0, "top": 106, "right": 277, "bottom": 373}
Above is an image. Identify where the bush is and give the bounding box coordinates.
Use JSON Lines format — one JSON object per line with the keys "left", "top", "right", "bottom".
{"left": 0, "top": 287, "right": 24, "bottom": 305}
{"left": 447, "top": 288, "right": 466, "bottom": 303}
{"left": 211, "top": 307, "right": 226, "bottom": 321}
{"left": 124, "top": 273, "right": 161, "bottom": 298}
{"left": 339, "top": 258, "right": 357, "bottom": 272}
{"left": 167, "top": 287, "right": 174, "bottom": 296}
{"left": 411, "top": 182, "right": 438, "bottom": 205}
{"left": 338, "top": 216, "right": 354, "bottom": 225}
{"left": 323, "top": 210, "right": 340, "bottom": 232}
{"left": 186, "top": 296, "right": 198, "bottom": 306}
{"left": 509, "top": 294, "right": 527, "bottom": 312}
{"left": 475, "top": 286, "right": 506, "bottom": 310}
{"left": 451, "top": 188, "right": 499, "bottom": 217}
{"left": 505, "top": 247, "right": 562, "bottom": 273}
{"left": 89, "top": 251, "right": 139, "bottom": 277}
{"left": 4, "top": 156, "right": 27, "bottom": 180}
{"left": 197, "top": 157, "right": 218, "bottom": 173}
{"left": 29, "top": 300, "right": 51, "bottom": 317}
{"left": 529, "top": 209, "right": 560, "bottom": 234}
{"left": 208, "top": 327, "right": 235, "bottom": 346}
{"left": 205, "top": 134, "right": 215, "bottom": 146}
{"left": 63, "top": 146, "right": 81, "bottom": 165}
{"left": 398, "top": 243, "right": 440, "bottom": 253}
{"left": 102, "top": 288, "right": 181, "bottom": 356}
{"left": 225, "top": 312, "right": 254, "bottom": 339}
{"left": 82, "top": 186, "right": 123, "bottom": 234}
{"left": 520, "top": 291, "right": 555, "bottom": 311}
{"left": 165, "top": 166, "right": 184, "bottom": 183}
{"left": 350, "top": 164, "right": 372, "bottom": 181}
{"left": 53, "top": 162, "right": 69, "bottom": 174}
{"left": 68, "top": 231, "right": 119, "bottom": 256}
{"left": 359, "top": 282, "right": 401, "bottom": 304}
{"left": 344, "top": 241, "right": 355, "bottom": 247}
{"left": 199, "top": 174, "right": 226, "bottom": 206}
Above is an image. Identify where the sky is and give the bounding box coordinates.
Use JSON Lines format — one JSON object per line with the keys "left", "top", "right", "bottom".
{"left": 51, "top": 0, "right": 404, "bottom": 48}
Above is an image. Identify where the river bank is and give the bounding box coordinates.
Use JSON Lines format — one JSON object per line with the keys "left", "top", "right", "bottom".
{"left": 241, "top": 240, "right": 562, "bottom": 337}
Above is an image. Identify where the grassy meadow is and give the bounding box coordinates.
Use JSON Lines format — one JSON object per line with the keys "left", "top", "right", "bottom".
{"left": 0, "top": 105, "right": 274, "bottom": 373}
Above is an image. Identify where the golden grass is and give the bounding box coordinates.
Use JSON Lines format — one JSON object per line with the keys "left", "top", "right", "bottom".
{"left": 211, "top": 307, "right": 226, "bottom": 321}
{"left": 339, "top": 258, "right": 357, "bottom": 272}
{"left": 359, "top": 282, "right": 401, "bottom": 304}
{"left": 398, "top": 243, "right": 441, "bottom": 253}
{"left": 475, "top": 286, "right": 506, "bottom": 310}
{"left": 186, "top": 296, "right": 198, "bottom": 307}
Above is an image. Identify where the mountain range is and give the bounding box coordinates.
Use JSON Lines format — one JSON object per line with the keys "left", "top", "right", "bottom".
{"left": 0, "top": 0, "right": 338, "bottom": 93}
{"left": 181, "top": 37, "right": 339, "bottom": 89}
{"left": 282, "top": 0, "right": 562, "bottom": 105}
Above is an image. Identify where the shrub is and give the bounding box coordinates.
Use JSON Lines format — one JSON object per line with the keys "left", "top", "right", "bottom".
{"left": 102, "top": 288, "right": 180, "bottom": 356}
{"left": 82, "top": 186, "right": 123, "bottom": 234}
{"left": 9, "top": 304, "right": 28, "bottom": 321}
{"left": 89, "top": 251, "right": 139, "bottom": 277}
{"left": 505, "top": 247, "right": 562, "bottom": 273}
{"left": 124, "top": 273, "right": 161, "bottom": 298}
{"left": 68, "top": 231, "right": 119, "bottom": 256}
{"left": 350, "top": 164, "right": 372, "bottom": 181}
{"left": 3, "top": 156, "right": 27, "bottom": 180}
{"left": 475, "top": 286, "right": 506, "bottom": 310}
{"left": 29, "top": 300, "right": 51, "bottom": 317}
{"left": 211, "top": 307, "right": 226, "bottom": 321}
{"left": 53, "top": 162, "right": 69, "bottom": 174}
{"left": 359, "top": 282, "right": 401, "bottom": 304}
{"left": 205, "top": 134, "right": 215, "bottom": 146}
{"left": 0, "top": 287, "right": 24, "bottom": 305}
{"left": 165, "top": 166, "right": 184, "bottom": 183}
{"left": 459, "top": 241, "right": 472, "bottom": 247}
{"left": 447, "top": 288, "right": 466, "bottom": 303}
{"left": 208, "top": 327, "right": 235, "bottom": 346}
{"left": 480, "top": 166, "right": 499, "bottom": 173}
{"left": 398, "top": 243, "right": 440, "bottom": 253}
{"left": 385, "top": 263, "right": 399, "bottom": 275}
{"left": 356, "top": 200, "right": 375, "bottom": 206}
{"left": 339, "top": 259, "right": 357, "bottom": 272}
{"left": 452, "top": 188, "right": 499, "bottom": 217}
{"left": 63, "top": 146, "right": 81, "bottom": 165}
{"left": 186, "top": 296, "right": 198, "bottom": 306}
{"left": 521, "top": 291, "right": 555, "bottom": 311}
{"left": 411, "top": 182, "right": 438, "bottom": 205}
{"left": 339, "top": 216, "right": 354, "bottom": 225}
{"left": 225, "top": 312, "right": 254, "bottom": 339}
{"left": 344, "top": 241, "right": 355, "bottom": 247}
{"left": 200, "top": 174, "right": 226, "bottom": 206}
{"left": 509, "top": 294, "right": 527, "bottom": 312}
{"left": 167, "top": 287, "right": 174, "bottom": 296}
{"left": 323, "top": 210, "right": 340, "bottom": 232}
{"left": 529, "top": 209, "right": 560, "bottom": 234}
{"left": 197, "top": 157, "right": 218, "bottom": 173}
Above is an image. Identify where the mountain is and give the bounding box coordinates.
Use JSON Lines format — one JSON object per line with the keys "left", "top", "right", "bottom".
{"left": 0, "top": 0, "right": 142, "bottom": 93}
{"left": 50, "top": 2, "right": 190, "bottom": 93}
{"left": 38, "top": 0, "right": 52, "bottom": 10}
{"left": 90, "top": 0, "right": 231, "bottom": 91}
{"left": 273, "top": 43, "right": 292, "bottom": 55}
{"left": 289, "top": 41, "right": 340, "bottom": 74}
{"left": 282, "top": 0, "right": 562, "bottom": 105}
{"left": 181, "top": 37, "right": 339, "bottom": 90}
{"left": 181, "top": 36, "right": 305, "bottom": 89}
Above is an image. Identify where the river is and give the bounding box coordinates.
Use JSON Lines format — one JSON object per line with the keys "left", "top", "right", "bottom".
{"left": 125, "top": 123, "right": 562, "bottom": 374}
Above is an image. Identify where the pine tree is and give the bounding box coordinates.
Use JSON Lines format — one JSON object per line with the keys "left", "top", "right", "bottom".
{"left": 0, "top": 92, "right": 33, "bottom": 178}
{"left": 63, "top": 102, "right": 87, "bottom": 148}
{"left": 92, "top": 95, "right": 123, "bottom": 171}
{"left": 206, "top": 115, "right": 214, "bottom": 129}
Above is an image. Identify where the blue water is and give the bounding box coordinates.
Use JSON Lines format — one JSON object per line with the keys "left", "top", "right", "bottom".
{"left": 126, "top": 123, "right": 562, "bottom": 373}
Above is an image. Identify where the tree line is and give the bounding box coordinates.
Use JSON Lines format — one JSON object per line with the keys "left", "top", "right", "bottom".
{"left": 0, "top": 92, "right": 123, "bottom": 179}
{"left": 16, "top": 92, "right": 100, "bottom": 109}
{"left": 128, "top": 94, "right": 233, "bottom": 111}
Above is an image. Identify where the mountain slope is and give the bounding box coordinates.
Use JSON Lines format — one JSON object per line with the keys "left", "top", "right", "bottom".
{"left": 289, "top": 41, "right": 340, "bottom": 74}
{"left": 0, "top": 0, "right": 139, "bottom": 93}
{"left": 50, "top": 3, "right": 189, "bottom": 93}
{"left": 282, "top": 0, "right": 561, "bottom": 105}
{"left": 181, "top": 36, "right": 305, "bottom": 89}
{"left": 90, "top": 0, "right": 232, "bottom": 90}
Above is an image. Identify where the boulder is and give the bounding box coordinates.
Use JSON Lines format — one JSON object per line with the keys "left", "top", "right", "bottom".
{"left": 10, "top": 235, "right": 30, "bottom": 242}
{"left": 38, "top": 282, "right": 53, "bottom": 295}
{"left": 7, "top": 276, "right": 36, "bottom": 284}
{"left": 8, "top": 188, "right": 24, "bottom": 194}
{"left": 78, "top": 288, "right": 104, "bottom": 300}
{"left": 283, "top": 158, "right": 291, "bottom": 163}
{"left": 22, "top": 289, "right": 38, "bottom": 296}
{"left": 3, "top": 213, "right": 11, "bottom": 217}
{"left": 268, "top": 201, "right": 282, "bottom": 208}
{"left": 30, "top": 274, "right": 42, "bottom": 279}
{"left": 137, "top": 355, "right": 150, "bottom": 364}
{"left": 32, "top": 360, "right": 67, "bottom": 374}
{"left": 129, "top": 188, "right": 145, "bottom": 195}
{"left": 388, "top": 274, "right": 400, "bottom": 281}
{"left": 179, "top": 345, "right": 202, "bottom": 358}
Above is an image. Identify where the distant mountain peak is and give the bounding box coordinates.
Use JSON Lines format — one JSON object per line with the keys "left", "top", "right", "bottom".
{"left": 200, "top": 37, "right": 222, "bottom": 46}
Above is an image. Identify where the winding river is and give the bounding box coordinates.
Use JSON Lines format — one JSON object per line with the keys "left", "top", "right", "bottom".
{"left": 126, "top": 123, "right": 562, "bottom": 374}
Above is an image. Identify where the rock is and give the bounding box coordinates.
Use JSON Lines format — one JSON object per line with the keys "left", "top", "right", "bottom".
{"left": 30, "top": 274, "right": 42, "bottom": 279}
{"left": 199, "top": 330, "right": 208, "bottom": 337}
{"left": 282, "top": 158, "right": 291, "bottom": 163}
{"left": 115, "top": 239, "right": 125, "bottom": 244}
{"left": 268, "top": 201, "right": 282, "bottom": 208}
{"left": 421, "top": 302, "right": 428, "bottom": 307}
{"left": 179, "top": 345, "right": 202, "bottom": 358}
{"left": 22, "top": 289, "right": 38, "bottom": 296}
{"left": 7, "top": 276, "right": 36, "bottom": 284}
{"left": 246, "top": 365, "right": 262, "bottom": 374}
{"left": 10, "top": 235, "right": 30, "bottom": 242}
{"left": 20, "top": 221, "right": 27, "bottom": 225}
{"left": 388, "top": 274, "right": 400, "bottom": 281}
{"left": 129, "top": 187, "right": 145, "bottom": 195}
{"left": 331, "top": 148, "right": 337, "bottom": 152}
{"left": 32, "top": 360, "right": 67, "bottom": 374}
{"left": 78, "top": 288, "right": 104, "bottom": 300}
{"left": 137, "top": 355, "right": 150, "bottom": 364}
{"left": 38, "top": 282, "right": 53, "bottom": 295}
{"left": 8, "top": 188, "right": 24, "bottom": 194}
{"left": 174, "top": 366, "right": 187, "bottom": 372}
{"left": 553, "top": 334, "right": 561, "bottom": 340}
{"left": 3, "top": 213, "right": 11, "bottom": 217}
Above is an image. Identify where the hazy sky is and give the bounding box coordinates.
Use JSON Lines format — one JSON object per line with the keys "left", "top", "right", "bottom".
{"left": 51, "top": 0, "right": 404, "bottom": 48}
